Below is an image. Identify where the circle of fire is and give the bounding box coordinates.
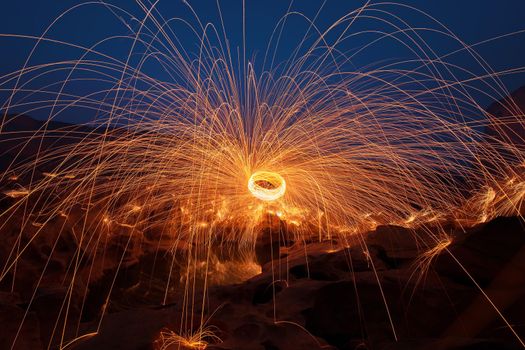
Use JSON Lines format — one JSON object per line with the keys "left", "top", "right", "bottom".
{"left": 248, "top": 171, "right": 286, "bottom": 201}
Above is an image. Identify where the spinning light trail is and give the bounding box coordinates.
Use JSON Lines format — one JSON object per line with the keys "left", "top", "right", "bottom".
{"left": 248, "top": 171, "right": 286, "bottom": 201}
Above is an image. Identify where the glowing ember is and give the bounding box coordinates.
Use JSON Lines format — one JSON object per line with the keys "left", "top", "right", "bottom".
{"left": 248, "top": 171, "right": 286, "bottom": 201}
{"left": 3, "top": 189, "right": 29, "bottom": 198}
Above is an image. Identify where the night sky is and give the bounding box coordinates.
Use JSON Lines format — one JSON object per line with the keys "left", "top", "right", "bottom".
{"left": 1, "top": 1, "right": 524, "bottom": 121}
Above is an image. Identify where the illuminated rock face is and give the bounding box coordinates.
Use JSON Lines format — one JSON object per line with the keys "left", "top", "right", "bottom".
{"left": 248, "top": 171, "right": 286, "bottom": 201}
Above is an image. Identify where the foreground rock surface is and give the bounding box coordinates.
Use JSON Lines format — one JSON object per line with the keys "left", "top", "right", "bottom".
{"left": 0, "top": 216, "right": 520, "bottom": 350}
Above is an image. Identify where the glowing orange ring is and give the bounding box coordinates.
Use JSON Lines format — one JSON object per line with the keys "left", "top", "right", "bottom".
{"left": 248, "top": 171, "right": 286, "bottom": 201}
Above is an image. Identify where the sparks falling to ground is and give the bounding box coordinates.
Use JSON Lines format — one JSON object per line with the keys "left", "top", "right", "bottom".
{"left": 1, "top": 1, "right": 525, "bottom": 349}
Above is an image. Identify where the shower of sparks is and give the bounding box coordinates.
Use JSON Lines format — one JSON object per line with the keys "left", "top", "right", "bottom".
{"left": 0, "top": 1, "right": 525, "bottom": 349}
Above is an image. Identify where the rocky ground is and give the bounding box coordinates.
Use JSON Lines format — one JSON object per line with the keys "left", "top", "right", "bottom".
{"left": 1, "top": 212, "right": 525, "bottom": 350}
{"left": 74, "top": 217, "right": 525, "bottom": 350}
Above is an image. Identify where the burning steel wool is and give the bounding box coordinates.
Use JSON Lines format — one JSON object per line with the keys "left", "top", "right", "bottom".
{"left": 248, "top": 171, "right": 286, "bottom": 201}
{"left": 0, "top": 1, "right": 525, "bottom": 349}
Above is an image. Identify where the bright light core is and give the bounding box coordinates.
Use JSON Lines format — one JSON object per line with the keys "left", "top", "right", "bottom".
{"left": 248, "top": 171, "right": 286, "bottom": 201}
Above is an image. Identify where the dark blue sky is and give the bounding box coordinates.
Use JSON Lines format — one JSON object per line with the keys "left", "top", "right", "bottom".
{"left": 1, "top": 1, "right": 524, "bottom": 121}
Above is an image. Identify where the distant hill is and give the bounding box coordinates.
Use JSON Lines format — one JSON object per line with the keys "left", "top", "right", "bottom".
{"left": 485, "top": 85, "right": 525, "bottom": 145}
{"left": 0, "top": 114, "right": 95, "bottom": 171}
{"left": 1, "top": 114, "right": 73, "bottom": 132}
